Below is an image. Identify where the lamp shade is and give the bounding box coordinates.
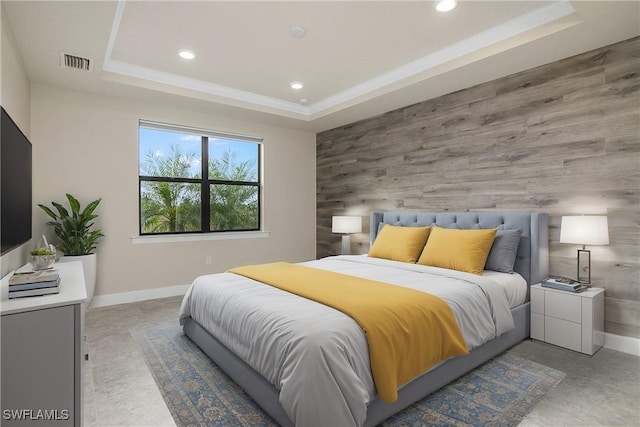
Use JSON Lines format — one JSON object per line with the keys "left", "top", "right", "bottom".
{"left": 332, "top": 216, "right": 362, "bottom": 234}
{"left": 560, "top": 216, "right": 609, "bottom": 245}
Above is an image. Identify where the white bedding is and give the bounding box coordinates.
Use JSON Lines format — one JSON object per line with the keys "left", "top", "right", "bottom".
{"left": 479, "top": 269, "right": 527, "bottom": 308}
{"left": 179, "top": 255, "right": 519, "bottom": 427}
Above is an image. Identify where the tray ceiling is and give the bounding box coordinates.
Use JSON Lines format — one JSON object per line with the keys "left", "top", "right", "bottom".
{"left": 3, "top": 1, "right": 639, "bottom": 131}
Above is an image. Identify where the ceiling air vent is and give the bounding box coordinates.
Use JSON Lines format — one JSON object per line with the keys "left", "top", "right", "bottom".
{"left": 60, "top": 52, "right": 92, "bottom": 72}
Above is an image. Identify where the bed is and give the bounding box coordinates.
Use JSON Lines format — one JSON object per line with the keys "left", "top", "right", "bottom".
{"left": 179, "top": 211, "right": 549, "bottom": 426}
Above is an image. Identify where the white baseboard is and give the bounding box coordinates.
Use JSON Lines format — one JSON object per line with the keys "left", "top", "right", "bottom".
{"left": 604, "top": 332, "right": 640, "bottom": 356}
{"left": 89, "top": 284, "right": 190, "bottom": 308}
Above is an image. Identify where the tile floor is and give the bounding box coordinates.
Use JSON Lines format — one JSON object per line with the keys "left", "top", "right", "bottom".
{"left": 84, "top": 296, "right": 640, "bottom": 427}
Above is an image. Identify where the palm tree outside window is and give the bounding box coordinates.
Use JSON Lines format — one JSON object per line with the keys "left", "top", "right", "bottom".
{"left": 138, "top": 121, "right": 261, "bottom": 235}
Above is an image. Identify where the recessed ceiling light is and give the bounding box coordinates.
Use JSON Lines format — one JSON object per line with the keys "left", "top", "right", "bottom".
{"left": 290, "top": 81, "right": 303, "bottom": 90}
{"left": 299, "top": 98, "right": 310, "bottom": 105}
{"left": 434, "top": 0, "right": 457, "bottom": 13}
{"left": 178, "top": 49, "right": 195, "bottom": 60}
{"left": 290, "top": 26, "right": 307, "bottom": 38}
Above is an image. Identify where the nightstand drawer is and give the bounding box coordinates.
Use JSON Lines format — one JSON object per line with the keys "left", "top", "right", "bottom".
{"left": 545, "top": 316, "right": 581, "bottom": 352}
{"left": 545, "top": 291, "right": 581, "bottom": 323}
{"left": 531, "top": 286, "right": 544, "bottom": 315}
{"left": 531, "top": 312, "right": 545, "bottom": 341}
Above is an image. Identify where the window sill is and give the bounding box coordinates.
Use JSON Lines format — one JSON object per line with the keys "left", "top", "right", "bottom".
{"left": 131, "top": 231, "right": 270, "bottom": 244}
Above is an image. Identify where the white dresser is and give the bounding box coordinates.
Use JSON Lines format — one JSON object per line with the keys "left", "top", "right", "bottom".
{"left": 1, "top": 261, "right": 86, "bottom": 426}
{"left": 530, "top": 283, "right": 604, "bottom": 355}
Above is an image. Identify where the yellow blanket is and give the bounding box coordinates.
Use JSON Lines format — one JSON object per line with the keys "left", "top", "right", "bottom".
{"left": 229, "top": 262, "right": 469, "bottom": 403}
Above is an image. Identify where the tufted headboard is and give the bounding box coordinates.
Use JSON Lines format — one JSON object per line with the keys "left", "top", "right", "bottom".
{"left": 370, "top": 212, "right": 548, "bottom": 295}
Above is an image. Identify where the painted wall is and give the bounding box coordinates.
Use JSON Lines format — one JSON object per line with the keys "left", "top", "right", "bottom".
{"left": 0, "top": 6, "right": 32, "bottom": 278}
{"left": 31, "top": 84, "right": 316, "bottom": 298}
{"left": 317, "top": 37, "right": 640, "bottom": 338}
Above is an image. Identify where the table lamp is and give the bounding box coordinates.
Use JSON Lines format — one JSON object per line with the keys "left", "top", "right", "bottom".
{"left": 559, "top": 215, "right": 609, "bottom": 284}
{"left": 332, "top": 216, "right": 362, "bottom": 255}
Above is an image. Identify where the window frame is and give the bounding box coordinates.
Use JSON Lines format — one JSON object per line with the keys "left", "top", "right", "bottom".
{"left": 138, "top": 120, "right": 262, "bottom": 236}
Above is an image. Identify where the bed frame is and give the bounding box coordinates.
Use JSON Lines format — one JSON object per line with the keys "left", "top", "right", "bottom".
{"left": 183, "top": 211, "right": 549, "bottom": 426}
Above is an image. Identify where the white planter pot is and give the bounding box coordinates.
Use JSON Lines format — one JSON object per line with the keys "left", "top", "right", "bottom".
{"left": 59, "top": 253, "right": 97, "bottom": 306}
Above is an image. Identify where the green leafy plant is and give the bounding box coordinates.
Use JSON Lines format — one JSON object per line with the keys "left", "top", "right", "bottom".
{"left": 38, "top": 193, "right": 104, "bottom": 256}
{"left": 30, "top": 247, "right": 55, "bottom": 256}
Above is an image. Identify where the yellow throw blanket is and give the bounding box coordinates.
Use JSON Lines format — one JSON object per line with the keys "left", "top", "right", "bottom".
{"left": 229, "top": 262, "right": 469, "bottom": 403}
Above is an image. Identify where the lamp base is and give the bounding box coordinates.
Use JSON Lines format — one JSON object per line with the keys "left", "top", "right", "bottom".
{"left": 577, "top": 248, "right": 591, "bottom": 284}
{"left": 341, "top": 235, "right": 351, "bottom": 255}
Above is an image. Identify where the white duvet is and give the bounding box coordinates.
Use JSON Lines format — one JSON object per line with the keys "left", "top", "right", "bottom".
{"left": 179, "top": 255, "right": 523, "bottom": 427}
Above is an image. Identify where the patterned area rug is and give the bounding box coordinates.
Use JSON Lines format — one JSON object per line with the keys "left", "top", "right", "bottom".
{"left": 132, "top": 320, "right": 565, "bottom": 427}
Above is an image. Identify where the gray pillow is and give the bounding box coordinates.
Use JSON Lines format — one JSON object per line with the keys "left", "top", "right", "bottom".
{"left": 485, "top": 229, "right": 522, "bottom": 273}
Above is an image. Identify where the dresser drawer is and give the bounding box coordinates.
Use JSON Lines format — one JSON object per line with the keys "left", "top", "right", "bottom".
{"left": 545, "top": 316, "right": 581, "bottom": 352}
{"left": 545, "top": 291, "right": 581, "bottom": 323}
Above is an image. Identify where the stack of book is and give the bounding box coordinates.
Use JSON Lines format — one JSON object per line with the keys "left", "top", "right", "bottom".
{"left": 8, "top": 269, "right": 60, "bottom": 299}
{"left": 541, "top": 277, "right": 588, "bottom": 293}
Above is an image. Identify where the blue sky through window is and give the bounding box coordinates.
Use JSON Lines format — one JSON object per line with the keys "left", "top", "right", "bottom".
{"left": 139, "top": 127, "right": 259, "bottom": 178}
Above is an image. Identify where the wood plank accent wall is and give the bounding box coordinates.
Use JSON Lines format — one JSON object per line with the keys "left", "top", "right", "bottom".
{"left": 317, "top": 37, "right": 640, "bottom": 338}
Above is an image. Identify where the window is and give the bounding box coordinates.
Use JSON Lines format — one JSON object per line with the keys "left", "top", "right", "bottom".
{"left": 138, "top": 121, "right": 261, "bottom": 235}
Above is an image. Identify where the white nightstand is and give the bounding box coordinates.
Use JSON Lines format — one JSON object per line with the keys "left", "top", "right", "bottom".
{"left": 531, "top": 283, "right": 604, "bottom": 355}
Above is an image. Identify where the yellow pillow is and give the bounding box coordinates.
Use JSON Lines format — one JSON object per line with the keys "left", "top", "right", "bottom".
{"left": 368, "top": 225, "right": 431, "bottom": 263}
{"left": 417, "top": 227, "right": 497, "bottom": 275}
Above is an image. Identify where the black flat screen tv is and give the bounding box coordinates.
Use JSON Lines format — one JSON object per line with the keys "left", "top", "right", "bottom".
{"left": 1, "top": 106, "right": 32, "bottom": 255}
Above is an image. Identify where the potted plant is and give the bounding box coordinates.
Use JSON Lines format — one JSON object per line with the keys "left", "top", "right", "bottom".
{"left": 38, "top": 193, "right": 104, "bottom": 305}
{"left": 30, "top": 246, "right": 56, "bottom": 270}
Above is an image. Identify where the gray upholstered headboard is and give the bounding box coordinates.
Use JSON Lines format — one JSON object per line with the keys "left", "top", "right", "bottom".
{"left": 370, "top": 212, "right": 549, "bottom": 293}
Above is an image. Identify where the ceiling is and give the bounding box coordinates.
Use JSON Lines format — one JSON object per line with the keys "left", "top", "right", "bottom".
{"left": 3, "top": 1, "right": 639, "bottom": 132}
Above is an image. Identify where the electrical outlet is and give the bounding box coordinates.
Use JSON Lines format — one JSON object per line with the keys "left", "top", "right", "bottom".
{"left": 206, "top": 256, "right": 212, "bottom": 265}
